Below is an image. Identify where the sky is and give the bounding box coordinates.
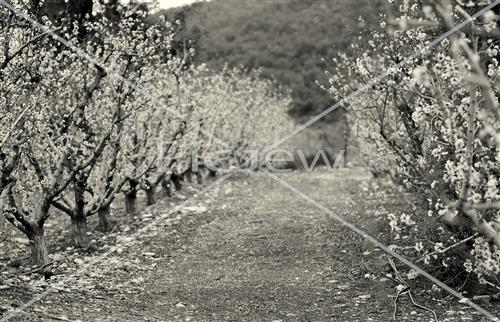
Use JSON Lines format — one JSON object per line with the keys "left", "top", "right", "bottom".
{"left": 156, "top": 0, "right": 200, "bottom": 8}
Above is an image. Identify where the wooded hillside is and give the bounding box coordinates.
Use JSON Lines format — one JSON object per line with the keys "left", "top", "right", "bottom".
{"left": 159, "top": 0, "right": 385, "bottom": 119}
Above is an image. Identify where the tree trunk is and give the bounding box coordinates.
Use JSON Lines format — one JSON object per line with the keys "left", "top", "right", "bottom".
{"left": 145, "top": 187, "right": 156, "bottom": 206}
{"left": 125, "top": 190, "right": 137, "bottom": 214}
{"left": 72, "top": 178, "right": 88, "bottom": 247}
{"left": 186, "top": 172, "right": 194, "bottom": 184}
{"left": 208, "top": 169, "right": 217, "bottom": 178}
{"left": 98, "top": 206, "right": 112, "bottom": 232}
{"left": 28, "top": 226, "right": 49, "bottom": 266}
{"left": 343, "top": 108, "right": 349, "bottom": 168}
{"left": 171, "top": 174, "right": 182, "bottom": 191}
{"left": 71, "top": 214, "right": 88, "bottom": 248}
{"left": 161, "top": 178, "right": 172, "bottom": 198}
{"left": 195, "top": 171, "right": 203, "bottom": 185}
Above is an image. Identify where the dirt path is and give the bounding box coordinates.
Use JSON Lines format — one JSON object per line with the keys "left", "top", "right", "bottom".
{"left": 129, "top": 170, "right": 393, "bottom": 321}
{"left": 2, "top": 170, "right": 495, "bottom": 321}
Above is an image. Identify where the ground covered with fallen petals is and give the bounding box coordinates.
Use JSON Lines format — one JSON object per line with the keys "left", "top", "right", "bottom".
{"left": 1, "top": 169, "right": 499, "bottom": 321}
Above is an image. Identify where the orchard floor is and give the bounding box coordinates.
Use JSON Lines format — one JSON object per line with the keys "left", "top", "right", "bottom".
{"left": 1, "top": 169, "right": 499, "bottom": 321}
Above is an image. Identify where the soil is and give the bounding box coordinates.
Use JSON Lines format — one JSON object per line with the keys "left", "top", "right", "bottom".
{"left": 1, "top": 169, "right": 499, "bottom": 321}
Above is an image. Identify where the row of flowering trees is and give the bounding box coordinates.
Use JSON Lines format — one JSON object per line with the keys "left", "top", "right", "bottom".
{"left": 329, "top": 0, "right": 500, "bottom": 288}
{"left": 0, "top": 1, "right": 293, "bottom": 265}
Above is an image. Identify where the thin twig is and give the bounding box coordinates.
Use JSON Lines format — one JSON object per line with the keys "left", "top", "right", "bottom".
{"left": 389, "top": 258, "right": 438, "bottom": 322}
{"left": 415, "top": 233, "right": 479, "bottom": 263}
{"left": 408, "top": 290, "right": 438, "bottom": 322}
{"left": 393, "top": 288, "right": 406, "bottom": 320}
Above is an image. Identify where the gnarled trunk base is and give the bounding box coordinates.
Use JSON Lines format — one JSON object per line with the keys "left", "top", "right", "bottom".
{"left": 98, "top": 206, "right": 112, "bottom": 232}
{"left": 145, "top": 187, "right": 156, "bottom": 206}
{"left": 208, "top": 169, "right": 217, "bottom": 178}
{"left": 161, "top": 178, "right": 172, "bottom": 198}
{"left": 71, "top": 215, "right": 88, "bottom": 248}
{"left": 171, "top": 175, "right": 182, "bottom": 191}
{"left": 125, "top": 191, "right": 137, "bottom": 214}
{"left": 28, "top": 226, "right": 49, "bottom": 266}
{"left": 195, "top": 171, "right": 203, "bottom": 185}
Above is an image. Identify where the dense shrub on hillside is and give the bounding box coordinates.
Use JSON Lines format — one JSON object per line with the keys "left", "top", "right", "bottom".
{"left": 158, "top": 0, "right": 386, "bottom": 118}
{"left": 329, "top": 0, "right": 500, "bottom": 289}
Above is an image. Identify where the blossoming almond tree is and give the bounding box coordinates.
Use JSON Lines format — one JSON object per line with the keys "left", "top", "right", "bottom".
{"left": 0, "top": 4, "right": 175, "bottom": 257}
{"left": 184, "top": 67, "right": 294, "bottom": 171}
{"left": 0, "top": 47, "right": 110, "bottom": 262}
{"left": 329, "top": 0, "right": 500, "bottom": 287}
{"left": 0, "top": 1, "right": 295, "bottom": 266}
{"left": 45, "top": 10, "right": 178, "bottom": 246}
{"left": 0, "top": 3, "right": 85, "bottom": 264}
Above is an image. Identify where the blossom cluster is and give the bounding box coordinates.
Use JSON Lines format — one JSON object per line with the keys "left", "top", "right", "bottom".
{"left": 0, "top": 1, "right": 294, "bottom": 264}
{"left": 328, "top": 0, "right": 500, "bottom": 286}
